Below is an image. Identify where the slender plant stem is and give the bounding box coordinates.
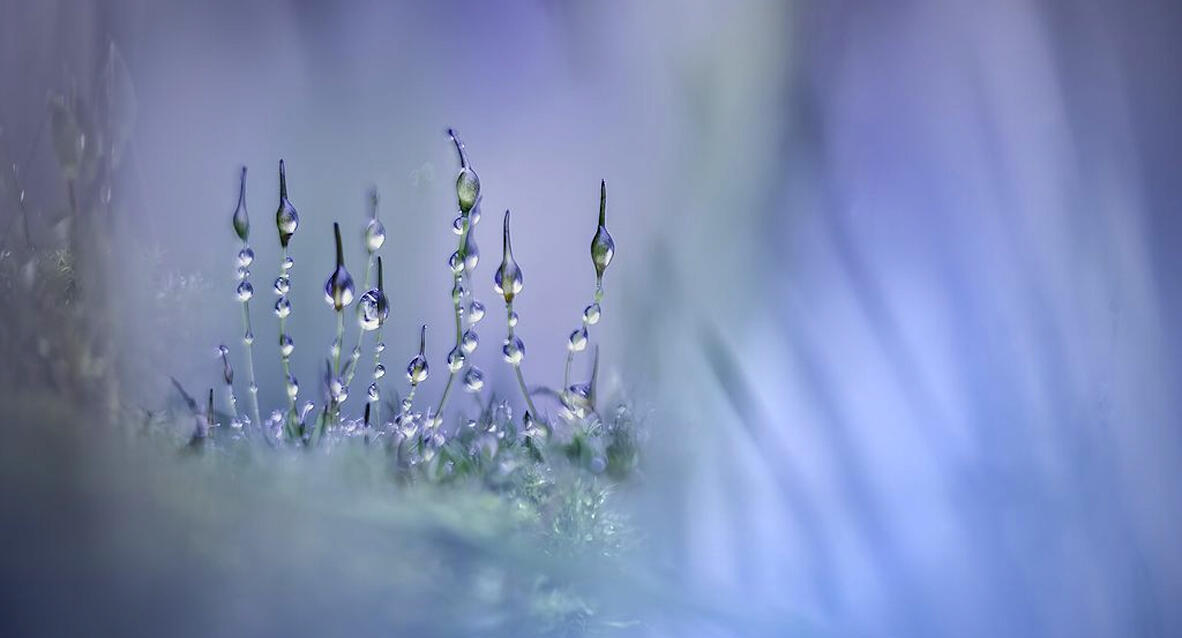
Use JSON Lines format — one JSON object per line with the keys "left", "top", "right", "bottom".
{"left": 239, "top": 297, "right": 262, "bottom": 428}
{"left": 434, "top": 215, "right": 470, "bottom": 420}
{"left": 343, "top": 252, "right": 374, "bottom": 388}
{"left": 372, "top": 323, "right": 384, "bottom": 427}
{"left": 507, "top": 302, "right": 538, "bottom": 417}
{"left": 278, "top": 246, "right": 296, "bottom": 438}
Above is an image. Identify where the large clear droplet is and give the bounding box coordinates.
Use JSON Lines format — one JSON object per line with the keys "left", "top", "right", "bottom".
{"left": 233, "top": 167, "right": 250, "bottom": 241}
{"left": 237, "top": 247, "right": 254, "bottom": 267}
{"left": 451, "top": 216, "right": 466, "bottom": 236}
{"left": 279, "top": 334, "right": 294, "bottom": 357}
{"left": 457, "top": 167, "right": 480, "bottom": 214}
{"left": 373, "top": 363, "right": 386, "bottom": 379}
{"left": 367, "top": 383, "right": 380, "bottom": 402}
{"left": 448, "top": 251, "right": 464, "bottom": 274}
{"left": 407, "top": 355, "right": 429, "bottom": 384}
{"left": 282, "top": 256, "right": 294, "bottom": 271}
{"left": 463, "top": 367, "right": 485, "bottom": 392}
{"left": 493, "top": 210, "right": 523, "bottom": 302}
{"left": 330, "top": 377, "right": 348, "bottom": 404}
{"left": 274, "top": 275, "right": 290, "bottom": 295}
{"left": 590, "top": 179, "right": 614, "bottom": 279}
{"left": 461, "top": 329, "right": 479, "bottom": 354}
{"left": 583, "top": 303, "right": 601, "bottom": 325}
{"left": 325, "top": 224, "right": 356, "bottom": 311}
{"left": 447, "top": 345, "right": 466, "bottom": 372}
{"left": 468, "top": 301, "right": 485, "bottom": 323}
{"left": 376, "top": 341, "right": 386, "bottom": 353}
{"left": 591, "top": 226, "right": 615, "bottom": 279}
{"left": 451, "top": 281, "right": 465, "bottom": 305}
{"left": 503, "top": 336, "right": 525, "bottom": 364}
{"left": 236, "top": 280, "right": 254, "bottom": 302}
{"left": 324, "top": 264, "right": 355, "bottom": 310}
{"left": 357, "top": 289, "right": 388, "bottom": 331}
{"left": 463, "top": 236, "right": 479, "bottom": 272}
{"left": 568, "top": 326, "right": 588, "bottom": 352}
{"left": 274, "top": 296, "right": 291, "bottom": 318}
{"left": 364, "top": 218, "right": 386, "bottom": 253}
{"left": 276, "top": 162, "right": 299, "bottom": 248}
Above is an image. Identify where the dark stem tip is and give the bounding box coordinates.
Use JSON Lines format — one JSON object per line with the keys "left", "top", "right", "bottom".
{"left": 333, "top": 222, "right": 344, "bottom": 266}
{"left": 599, "top": 179, "right": 607, "bottom": 227}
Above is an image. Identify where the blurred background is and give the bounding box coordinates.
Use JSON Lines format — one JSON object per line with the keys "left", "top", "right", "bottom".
{"left": 2, "top": 0, "right": 1181, "bottom": 636}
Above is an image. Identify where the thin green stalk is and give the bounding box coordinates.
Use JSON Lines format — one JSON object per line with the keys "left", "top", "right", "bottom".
{"left": 435, "top": 216, "right": 469, "bottom": 419}
{"left": 342, "top": 252, "right": 374, "bottom": 388}
{"left": 239, "top": 298, "right": 262, "bottom": 428}
{"left": 372, "top": 322, "right": 384, "bottom": 427}
{"left": 278, "top": 246, "right": 297, "bottom": 438}
{"left": 507, "top": 302, "right": 538, "bottom": 417}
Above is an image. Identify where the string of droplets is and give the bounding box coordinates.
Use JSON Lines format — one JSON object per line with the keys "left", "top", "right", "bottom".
{"left": 561, "top": 180, "right": 615, "bottom": 418}
{"left": 231, "top": 166, "right": 263, "bottom": 430}
{"left": 494, "top": 210, "right": 538, "bottom": 421}
{"left": 274, "top": 160, "right": 300, "bottom": 438}
{"left": 434, "top": 129, "right": 486, "bottom": 430}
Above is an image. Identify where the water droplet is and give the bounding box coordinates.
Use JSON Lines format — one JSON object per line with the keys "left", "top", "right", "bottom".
{"left": 463, "top": 236, "right": 479, "bottom": 272}
{"left": 286, "top": 375, "right": 299, "bottom": 398}
{"left": 235, "top": 280, "right": 254, "bottom": 302}
{"left": 448, "top": 250, "right": 464, "bottom": 274}
{"left": 400, "top": 397, "right": 413, "bottom": 412}
{"left": 282, "top": 256, "right": 294, "bottom": 271}
{"left": 276, "top": 161, "right": 299, "bottom": 248}
{"left": 274, "top": 296, "right": 291, "bottom": 318}
{"left": 364, "top": 218, "right": 386, "bottom": 253}
{"left": 503, "top": 336, "right": 525, "bottom": 364}
{"left": 237, "top": 247, "right": 254, "bottom": 267}
{"left": 568, "top": 326, "right": 588, "bottom": 352}
{"left": 583, "top": 302, "right": 601, "bottom": 325}
{"left": 330, "top": 377, "right": 348, "bottom": 403}
{"left": 376, "top": 341, "right": 386, "bottom": 353}
{"left": 236, "top": 266, "right": 251, "bottom": 280}
{"left": 243, "top": 331, "right": 254, "bottom": 345}
{"left": 367, "top": 382, "right": 380, "bottom": 402}
{"left": 407, "top": 356, "right": 429, "bottom": 384}
{"left": 248, "top": 383, "right": 258, "bottom": 394}
{"left": 218, "top": 344, "right": 230, "bottom": 357}
{"left": 357, "top": 289, "right": 388, "bottom": 331}
{"left": 451, "top": 281, "right": 465, "bottom": 305}
{"left": 447, "top": 345, "right": 465, "bottom": 372}
{"left": 508, "top": 311, "right": 519, "bottom": 328}
{"left": 279, "top": 334, "right": 294, "bottom": 357}
{"left": 232, "top": 167, "right": 250, "bottom": 241}
{"left": 451, "top": 216, "right": 466, "bottom": 235}
{"left": 274, "top": 275, "right": 290, "bottom": 295}
{"left": 373, "top": 363, "right": 386, "bottom": 379}
{"left": 407, "top": 325, "right": 429, "bottom": 384}
{"left": 330, "top": 338, "right": 341, "bottom": 359}
{"left": 324, "top": 223, "right": 355, "bottom": 310}
{"left": 468, "top": 301, "right": 485, "bottom": 323}
{"left": 463, "top": 367, "right": 485, "bottom": 392}
{"left": 457, "top": 168, "right": 480, "bottom": 214}
{"left": 461, "top": 329, "right": 479, "bottom": 354}
{"left": 493, "top": 210, "right": 523, "bottom": 302}
{"left": 591, "top": 180, "right": 614, "bottom": 279}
